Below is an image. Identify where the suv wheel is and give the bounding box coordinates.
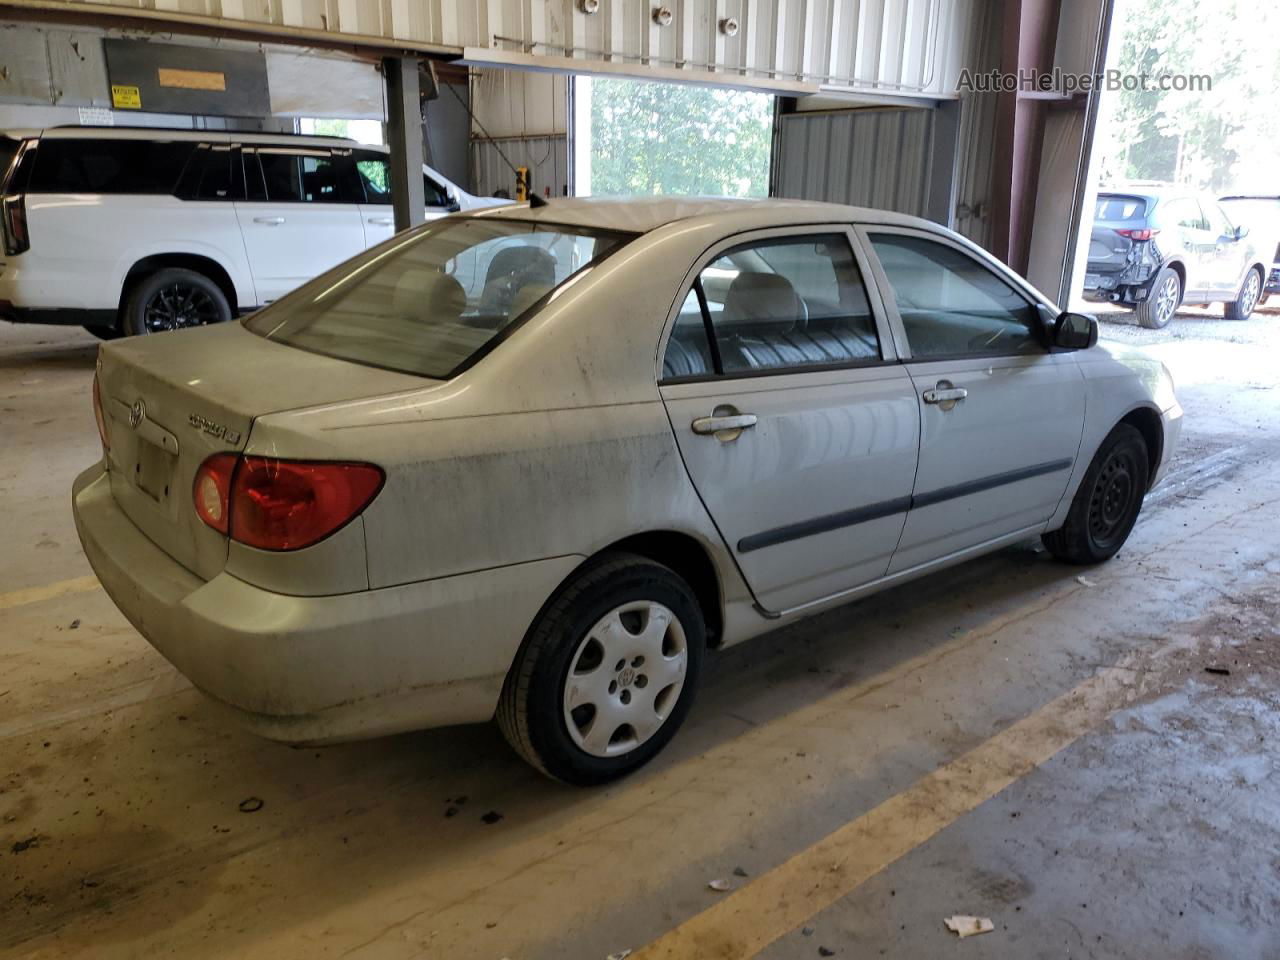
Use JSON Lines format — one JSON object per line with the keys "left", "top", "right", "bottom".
{"left": 1224, "top": 267, "right": 1263, "bottom": 321}
{"left": 123, "top": 268, "right": 231, "bottom": 336}
{"left": 1135, "top": 267, "right": 1180, "bottom": 329}
{"left": 498, "top": 553, "right": 705, "bottom": 785}
{"left": 1042, "top": 423, "right": 1149, "bottom": 564}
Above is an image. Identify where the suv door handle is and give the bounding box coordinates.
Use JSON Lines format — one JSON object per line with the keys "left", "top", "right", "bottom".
{"left": 253, "top": 216, "right": 285, "bottom": 225}
{"left": 691, "top": 409, "right": 757, "bottom": 441}
{"left": 922, "top": 388, "right": 967, "bottom": 403}
{"left": 368, "top": 217, "right": 394, "bottom": 226}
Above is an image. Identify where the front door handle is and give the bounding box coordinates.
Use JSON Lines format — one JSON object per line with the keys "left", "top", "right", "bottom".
{"left": 691, "top": 407, "right": 757, "bottom": 442}
{"left": 253, "top": 216, "right": 285, "bottom": 225}
{"left": 368, "top": 217, "right": 395, "bottom": 226}
{"left": 922, "top": 381, "right": 968, "bottom": 411}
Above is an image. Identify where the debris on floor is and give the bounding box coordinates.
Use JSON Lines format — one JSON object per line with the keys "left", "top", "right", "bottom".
{"left": 944, "top": 915, "right": 994, "bottom": 938}
{"left": 1076, "top": 576, "right": 1097, "bottom": 587}
{"left": 818, "top": 947, "right": 836, "bottom": 957}
{"left": 707, "top": 877, "right": 735, "bottom": 892}
{"left": 1204, "top": 666, "right": 1231, "bottom": 676}
{"left": 801, "top": 926, "right": 815, "bottom": 937}
{"left": 238, "top": 796, "right": 264, "bottom": 813}
{"left": 480, "top": 810, "right": 504, "bottom": 825}
{"left": 605, "top": 950, "right": 632, "bottom": 960}
{"left": 732, "top": 866, "right": 749, "bottom": 878}
{"left": 11, "top": 835, "right": 39, "bottom": 853}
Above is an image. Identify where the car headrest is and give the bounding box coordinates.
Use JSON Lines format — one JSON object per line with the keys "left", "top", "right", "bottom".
{"left": 479, "top": 246, "right": 557, "bottom": 316}
{"left": 721, "top": 271, "right": 806, "bottom": 332}
{"left": 391, "top": 269, "right": 466, "bottom": 323}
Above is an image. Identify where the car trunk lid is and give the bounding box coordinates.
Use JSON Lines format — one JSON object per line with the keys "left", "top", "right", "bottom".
{"left": 96, "top": 322, "right": 430, "bottom": 581}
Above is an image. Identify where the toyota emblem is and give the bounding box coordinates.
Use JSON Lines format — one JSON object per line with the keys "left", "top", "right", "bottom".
{"left": 129, "top": 399, "right": 145, "bottom": 429}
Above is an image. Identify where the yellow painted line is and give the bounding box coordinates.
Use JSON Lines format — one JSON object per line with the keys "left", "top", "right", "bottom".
{"left": 633, "top": 659, "right": 1147, "bottom": 959}
{"left": 0, "top": 575, "right": 100, "bottom": 611}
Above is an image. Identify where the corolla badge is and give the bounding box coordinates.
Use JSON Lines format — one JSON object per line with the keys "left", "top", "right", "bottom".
{"left": 188, "top": 413, "right": 242, "bottom": 445}
{"left": 128, "top": 399, "right": 145, "bottom": 429}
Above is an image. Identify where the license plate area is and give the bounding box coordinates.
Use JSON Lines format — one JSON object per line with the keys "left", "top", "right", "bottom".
{"left": 134, "top": 436, "right": 176, "bottom": 505}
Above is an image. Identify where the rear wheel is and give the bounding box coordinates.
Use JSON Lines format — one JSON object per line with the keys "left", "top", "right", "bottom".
{"left": 123, "top": 268, "right": 231, "bottom": 336}
{"left": 1135, "top": 267, "right": 1180, "bottom": 329}
{"left": 1042, "top": 423, "right": 1149, "bottom": 564}
{"left": 497, "top": 553, "right": 705, "bottom": 785}
{"left": 1224, "top": 267, "right": 1263, "bottom": 321}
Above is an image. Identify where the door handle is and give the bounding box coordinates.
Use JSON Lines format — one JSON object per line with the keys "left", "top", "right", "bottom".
{"left": 691, "top": 409, "right": 757, "bottom": 441}
{"left": 253, "top": 216, "right": 285, "bottom": 225}
{"left": 922, "top": 380, "right": 968, "bottom": 411}
{"left": 368, "top": 217, "right": 395, "bottom": 226}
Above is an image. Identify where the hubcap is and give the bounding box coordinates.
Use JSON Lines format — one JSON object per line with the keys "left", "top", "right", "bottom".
{"left": 1088, "top": 451, "right": 1137, "bottom": 547}
{"left": 562, "top": 601, "right": 688, "bottom": 758}
{"left": 143, "top": 283, "right": 219, "bottom": 333}
{"left": 1155, "top": 275, "right": 1179, "bottom": 325}
{"left": 1242, "top": 272, "right": 1261, "bottom": 315}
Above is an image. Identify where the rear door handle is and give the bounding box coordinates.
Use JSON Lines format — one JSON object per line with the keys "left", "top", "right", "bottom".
{"left": 368, "top": 217, "right": 394, "bottom": 226}
{"left": 691, "top": 411, "right": 757, "bottom": 441}
{"left": 253, "top": 216, "right": 285, "bottom": 225}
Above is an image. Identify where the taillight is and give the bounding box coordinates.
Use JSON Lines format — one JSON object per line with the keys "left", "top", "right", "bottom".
{"left": 1, "top": 194, "right": 29, "bottom": 255}
{"left": 1116, "top": 228, "right": 1158, "bottom": 242}
{"left": 92, "top": 373, "right": 109, "bottom": 452}
{"left": 193, "top": 453, "right": 237, "bottom": 535}
{"left": 193, "top": 454, "right": 384, "bottom": 551}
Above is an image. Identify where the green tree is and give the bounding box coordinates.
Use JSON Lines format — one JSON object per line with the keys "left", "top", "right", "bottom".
{"left": 588, "top": 78, "right": 773, "bottom": 197}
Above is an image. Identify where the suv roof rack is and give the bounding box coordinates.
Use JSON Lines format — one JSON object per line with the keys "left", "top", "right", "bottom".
{"left": 47, "top": 124, "right": 357, "bottom": 141}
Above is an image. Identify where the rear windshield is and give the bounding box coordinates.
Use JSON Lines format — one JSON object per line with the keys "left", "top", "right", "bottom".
{"left": 1095, "top": 194, "right": 1147, "bottom": 221}
{"left": 245, "top": 218, "right": 631, "bottom": 378}
{"left": 28, "top": 138, "right": 196, "bottom": 194}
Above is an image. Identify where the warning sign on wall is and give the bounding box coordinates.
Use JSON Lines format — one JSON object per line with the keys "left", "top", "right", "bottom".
{"left": 110, "top": 84, "right": 141, "bottom": 109}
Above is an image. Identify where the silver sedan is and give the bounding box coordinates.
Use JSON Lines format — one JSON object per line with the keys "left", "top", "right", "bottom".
{"left": 73, "top": 197, "right": 1182, "bottom": 784}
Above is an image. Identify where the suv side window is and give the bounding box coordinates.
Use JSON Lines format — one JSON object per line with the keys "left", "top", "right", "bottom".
{"left": 353, "top": 150, "right": 452, "bottom": 207}
{"left": 868, "top": 233, "right": 1043, "bottom": 359}
{"left": 27, "top": 138, "right": 196, "bottom": 194}
{"left": 1203, "top": 201, "right": 1233, "bottom": 238}
{"left": 174, "top": 144, "right": 237, "bottom": 200}
{"left": 245, "top": 148, "right": 362, "bottom": 203}
{"left": 663, "top": 234, "right": 880, "bottom": 379}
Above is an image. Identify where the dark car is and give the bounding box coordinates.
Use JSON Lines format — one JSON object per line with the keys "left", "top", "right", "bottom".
{"left": 1219, "top": 195, "right": 1280, "bottom": 307}
{"left": 1084, "top": 188, "right": 1268, "bottom": 329}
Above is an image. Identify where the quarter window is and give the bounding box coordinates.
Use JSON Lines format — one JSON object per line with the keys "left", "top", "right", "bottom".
{"left": 662, "top": 234, "right": 881, "bottom": 379}
{"left": 868, "top": 234, "right": 1043, "bottom": 359}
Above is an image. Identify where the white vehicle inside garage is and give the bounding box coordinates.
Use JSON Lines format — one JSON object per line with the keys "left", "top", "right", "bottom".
{"left": 2, "top": 0, "right": 1278, "bottom": 956}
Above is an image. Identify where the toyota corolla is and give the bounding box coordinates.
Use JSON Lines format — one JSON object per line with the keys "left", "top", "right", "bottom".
{"left": 73, "top": 197, "right": 1182, "bottom": 784}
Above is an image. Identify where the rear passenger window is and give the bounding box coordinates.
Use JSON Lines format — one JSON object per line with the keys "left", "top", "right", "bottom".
{"left": 666, "top": 234, "right": 880, "bottom": 378}
{"left": 868, "top": 233, "right": 1042, "bottom": 359}
{"left": 27, "top": 138, "right": 195, "bottom": 194}
{"left": 246, "top": 149, "right": 362, "bottom": 203}
{"left": 175, "top": 145, "right": 235, "bottom": 200}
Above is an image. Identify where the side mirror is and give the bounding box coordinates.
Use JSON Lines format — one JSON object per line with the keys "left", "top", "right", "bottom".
{"left": 1054, "top": 311, "right": 1098, "bottom": 350}
{"left": 1234, "top": 224, "right": 1250, "bottom": 240}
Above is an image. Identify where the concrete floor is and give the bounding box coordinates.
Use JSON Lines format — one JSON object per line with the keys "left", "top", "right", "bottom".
{"left": 2, "top": 304, "right": 1278, "bottom": 959}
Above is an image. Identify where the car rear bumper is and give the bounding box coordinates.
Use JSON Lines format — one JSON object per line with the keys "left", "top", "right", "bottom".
{"left": 73, "top": 462, "right": 582, "bottom": 743}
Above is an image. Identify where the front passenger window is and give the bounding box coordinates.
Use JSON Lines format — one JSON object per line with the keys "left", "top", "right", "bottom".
{"left": 868, "top": 234, "right": 1043, "bottom": 359}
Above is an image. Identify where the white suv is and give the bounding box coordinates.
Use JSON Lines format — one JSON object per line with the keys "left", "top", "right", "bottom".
{"left": 0, "top": 127, "right": 507, "bottom": 337}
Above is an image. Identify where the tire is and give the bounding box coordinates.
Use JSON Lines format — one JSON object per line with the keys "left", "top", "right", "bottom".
{"left": 1224, "top": 267, "right": 1263, "bottom": 321}
{"left": 1042, "top": 423, "right": 1149, "bottom": 565}
{"left": 122, "top": 267, "right": 231, "bottom": 336}
{"left": 82, "top": 323, "right": 121, "bottom": 340}
{"left": 1135, "top": 267, "right": 1180, "bottom": 329}
{"left": 497, "top": 552, "right": 705, "bottom": 785}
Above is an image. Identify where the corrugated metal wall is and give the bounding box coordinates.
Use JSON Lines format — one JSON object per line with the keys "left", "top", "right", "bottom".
{"left": 950, "top": 0, "right": 1000, "bottom": 250}
{"left": 7, "top": 0, "right": 980, "bottom": 97}
{"left": 470, "top": 68, "right": 568, "bottom": 200}
{"left": 473, "top": 136, "right": 569, "bottom": 200}
{"left": 774, "top": 107, "right": 936, "bottom": 215}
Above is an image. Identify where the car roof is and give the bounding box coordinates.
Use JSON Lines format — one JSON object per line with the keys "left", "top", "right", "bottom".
{"left": 1, "top": 125, "right": 377, "bottom": 151}
{"left": 469, "top": 195, "right": 927, "bottom": 235}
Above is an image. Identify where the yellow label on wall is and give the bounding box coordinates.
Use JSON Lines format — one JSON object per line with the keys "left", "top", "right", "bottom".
{"left": 111, "top": 84, "right": 141, "bottom": 109}
{"left": 157, "top": 68, "right": 227, "bottom": 91}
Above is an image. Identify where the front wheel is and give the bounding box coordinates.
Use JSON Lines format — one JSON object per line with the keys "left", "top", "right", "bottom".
{"left": 1043, "top": 423, "right": 1149, "bottom": 564}
{"left": 497, "top": 553, "right": 705, "bottom": 785}
{"left": 1224, "top": 267, "right": 1263, "bottom": 321}
{"left": 1135, "top": 267, "right": 1180, "bottom": 329}
{"left": 122, "top": 268, "right": 231, "bottom": 336}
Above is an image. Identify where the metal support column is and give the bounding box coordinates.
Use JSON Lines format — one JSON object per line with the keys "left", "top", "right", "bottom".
{"left": 384, "top": 56, "right": 426, "bottom": 232}
{"left": 924, "top": 99, "right": 962, "bottom": 227}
